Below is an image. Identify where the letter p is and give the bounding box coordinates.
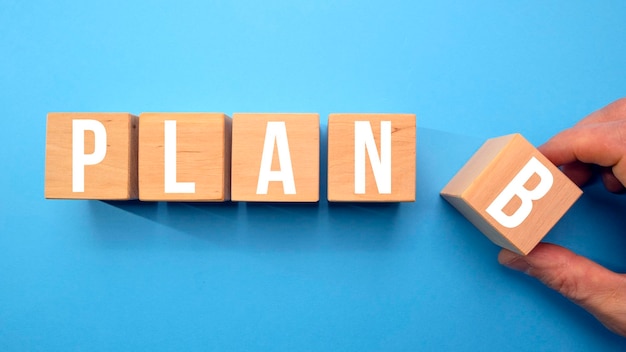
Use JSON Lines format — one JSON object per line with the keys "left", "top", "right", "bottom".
{"left": 72, "top": 119, "right": 107, "bottom": 192}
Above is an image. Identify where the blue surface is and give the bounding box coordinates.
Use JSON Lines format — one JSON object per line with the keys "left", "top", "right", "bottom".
{"left": 1, "top": 1, "right": 626, "bottom": 350}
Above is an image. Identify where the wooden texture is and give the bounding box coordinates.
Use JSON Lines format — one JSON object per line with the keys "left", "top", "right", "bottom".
{"left": 231, "top": 113, "right": 319, "bottom": 202}
{"left": 138, "top": 113, "right": 231, "bottom": 201}
{"left": 440, "top": 133, "right": 582, "bottom": 255}
{"left": 327, "top": 113, "right": 416, "bottom": 202}
{"left": 45, "top": 112, "right": 138, "bottom": 200}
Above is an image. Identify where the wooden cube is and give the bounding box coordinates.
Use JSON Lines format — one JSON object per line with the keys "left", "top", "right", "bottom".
{"left": 440, "top": 133, "right": 582, "bottom": 255}
{"left": 327, "top": 113, "right": 416, "bottom": 202}
{"left": 138, "top": 113, "right": 231, "bottom": 202}
{"left": 231, "top": 113, "right": 319, "bottom": 202}
{"left": 45, "top": 112, "right": 138, "bottom": 200}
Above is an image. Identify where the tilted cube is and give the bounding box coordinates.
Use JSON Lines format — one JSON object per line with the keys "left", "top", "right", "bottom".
{"left": 440, "top": 133, "right": 582, "bottom": 255}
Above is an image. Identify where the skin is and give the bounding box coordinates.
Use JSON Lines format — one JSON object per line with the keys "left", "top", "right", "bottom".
{"left": 498, "top": 98, "right": 626, "bottom": 336}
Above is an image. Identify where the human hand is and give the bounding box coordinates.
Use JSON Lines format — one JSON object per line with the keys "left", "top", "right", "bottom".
{"left": 538, "top": 98, "right": 626, "bottom": 192}
{"left": 498, "top": 98, "right": 626, "bottom": 337}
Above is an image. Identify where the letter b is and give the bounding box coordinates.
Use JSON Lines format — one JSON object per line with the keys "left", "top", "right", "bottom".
{"left": 486, "top": 157, "right": 553, "bottom": 228}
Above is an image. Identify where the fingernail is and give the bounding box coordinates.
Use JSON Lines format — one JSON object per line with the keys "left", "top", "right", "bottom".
{"left": 498, "top": 249, "right": 530, "bottom": 273}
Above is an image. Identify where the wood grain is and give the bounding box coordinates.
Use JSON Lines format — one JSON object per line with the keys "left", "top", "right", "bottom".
{"left": 138, "top": 113, "right": 231, "bottom": 201}
{"left": 231, "top": 113, "right": 319, "bottom": 202}
{"left": 441, "top": 134, "right": 582, "bottom": 255}
{"left": 45, "top": 112, "right": 138, "bottom": 200}
{"left": 327, "top": 113, "right": 416, "bottom": 202}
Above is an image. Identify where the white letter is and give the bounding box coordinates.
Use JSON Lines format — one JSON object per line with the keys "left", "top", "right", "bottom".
{"left": 256, "top": 121, "right": 296, "bottom": 195}
{"left": 164, "top": 120, "right": 195, "bottom": 193}
{"left": 72, "top": 119, "right": 107, "bottom": 192}
{"left": 354, "top": 121, "right": 391, "bottom": 194}
{"left": 486, "top": 157, "right": 554, "bottom": 228}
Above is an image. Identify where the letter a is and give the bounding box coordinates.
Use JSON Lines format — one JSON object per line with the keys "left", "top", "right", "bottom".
{"left": 72, "top": 119, "right": 107, "bottom": 192}
{"left": 486, "top": 157, "right": 554, "bottom": 228}
{"left": 256, "top": 121, "right": 296, "bottom": 195}
{"left": 164, "top": 120, "right": 195, "bottom": 193}
{"left": 354, "top": 121, "right": 391, "bottom": 194}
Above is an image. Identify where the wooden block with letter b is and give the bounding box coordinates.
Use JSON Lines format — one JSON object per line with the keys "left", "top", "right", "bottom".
{"left": 440, "top": 133, "right": 582, "bottom": 255}
{"left": 327, "top": 113, "right": 416, "bottom": 202}
{"left": 230, "top": 113, "right": 319, "bottom": 202}
{"left": 44, "top": 112, "right": 138, "bottom": 200}
{"left": 138, "top": 113, "right": 231, "bottom": 201}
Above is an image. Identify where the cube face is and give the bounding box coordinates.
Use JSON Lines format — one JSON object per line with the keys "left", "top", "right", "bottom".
{"left": 138, "top": 113, "right": 231, "bottom": 202}
{"left": 231, "top": 113, "right": 319, "bottom": 202}
{"left": 45, "top": 112, "right": 138, "bottom": 200}
{"left": 441, "top": 134, "right": 582, "bottom": 255}
{"left": 327, "top": 114, "right": 416, "bottom": 202}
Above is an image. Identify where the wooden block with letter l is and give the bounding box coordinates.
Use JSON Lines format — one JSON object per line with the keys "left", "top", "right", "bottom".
{"left": 327, "top": 113, "right": 416, "bottom": 202}
{"left": 44, "top": 112, "right": 138, "bottom": 200}
{"left": 138, "top": 113, "right": 231, "bottom": 202}
{"left": 230, "top": 113, "right": 319, "bottom": 202}
{"left": 440, "top": 133, "right": 582, "bottom": 255}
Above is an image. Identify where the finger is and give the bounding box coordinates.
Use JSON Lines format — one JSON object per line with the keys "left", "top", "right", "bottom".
{"left": 559, "top": 161, "right": 594, "bottom": 187}
{"left": 538, "top": 121, "right": 626, "bottom": 186}
{"left": 575, "top": 98, "right": 626, "bottom": 126}
{"left": 601, "top": 168, "right": 626, "bottom": 193}
{"left": 499, "top": 243, "right": 626, "bottom": 336}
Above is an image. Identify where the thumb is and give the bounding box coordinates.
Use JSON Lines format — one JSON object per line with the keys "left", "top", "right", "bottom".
{"left": 498, "top": 243, "right": 626, "bottom": 336}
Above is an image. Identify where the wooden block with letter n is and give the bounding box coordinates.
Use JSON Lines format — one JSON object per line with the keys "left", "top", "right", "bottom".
{"left": 45, "top": 112, "right": 138, "bottom": 200}
{"left": 327, "top": 113, "right": 416, "bottom": 202}
{"left": 230, "top": 113, "right": 319, "bottom": 202}
{"left": 440, "top": 133, "right": 582, "bottom": 255}
{"left": 138, "top": 113, "right": 231, "bottom": 201}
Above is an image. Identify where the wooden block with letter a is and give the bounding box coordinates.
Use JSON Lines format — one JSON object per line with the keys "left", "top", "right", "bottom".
{"left": 327, "top": 113, "right": 416, "bottom": 202}
{"left": 440, "top": 133, "right": 582, "bottom": 255}
{"left": 44, "top": 112, "right": 138, "bottom": 200}
{"left": 230, "top": 113, "right": 319, "bottom": 202}
{"left": 138, "top": 113, "right": 231, "bottom": 201}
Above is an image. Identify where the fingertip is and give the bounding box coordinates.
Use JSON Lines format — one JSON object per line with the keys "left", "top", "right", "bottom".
{"left": 498, "top": 243, "right": 571, "bottom": 274}
{"left": 497, "top": 248, "right": 517, "bottom": 265}
{"left": 538, "top": 133, "right": 577, "bottom": 167}
{"left": 601, "top": 169, "right": 626, "bottom": 193}
{"left": 498, "top": 248, "right": 530, "bottom": 273}
{"left": 523, "top": 242, "right": 573, "bottom": 262}
{"left": 560, "top": 162, "right": 593, "bottom": 187}
{"left": 537, "top": 141, "right": 558, "bottom": 163}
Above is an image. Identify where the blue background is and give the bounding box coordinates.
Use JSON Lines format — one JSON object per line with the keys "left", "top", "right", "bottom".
{"left": 1, "top": 0, "right": 626, "bottom": 350}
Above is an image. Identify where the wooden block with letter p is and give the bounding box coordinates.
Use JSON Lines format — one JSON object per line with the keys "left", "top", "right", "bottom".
{"left": 327, "top": 113, "right": 416, "bottom": 202}
{"left": 440, "top": 133, "right": 582, "bottom": 255}
{"left": 230, "top": 113, "right": 319, "bottom": 202}
{"left": 44, "top": 112, "right": 138, "bottom": 200}
{"left": 138, "top": 113, "right": 231, "bottom": 201}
